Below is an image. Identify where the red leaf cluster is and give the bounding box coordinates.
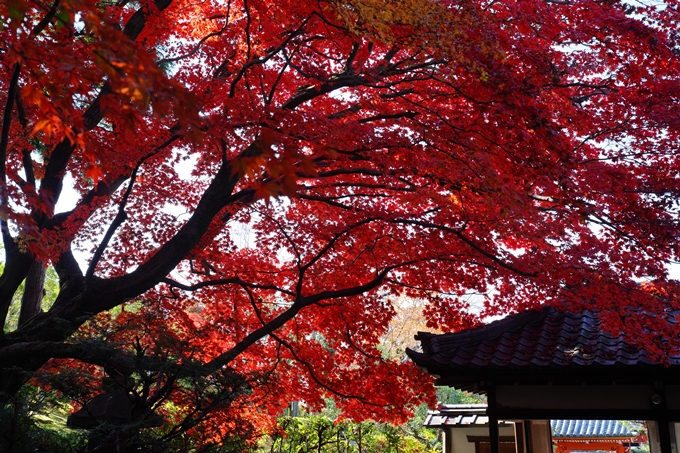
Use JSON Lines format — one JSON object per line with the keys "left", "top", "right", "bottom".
{"left": 2, "top": 0, "right": 680, "bottom": 443}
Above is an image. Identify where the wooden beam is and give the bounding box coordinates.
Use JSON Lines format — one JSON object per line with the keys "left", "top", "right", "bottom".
{"left": 492, "top": 408, "right": 680, "bottom": 420}
{"left": 514, "top": 421, "right": 526, "bottom": 453}
{"left": 496, "top": 385, "right": 654, "bottom": 411}
{"left": 467, "top": 436, "right": 516, "bottom": 443}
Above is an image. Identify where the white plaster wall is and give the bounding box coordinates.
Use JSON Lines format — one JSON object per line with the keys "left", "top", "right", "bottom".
{"left": 445, "top": 425, "right": 517, "bottom": 453}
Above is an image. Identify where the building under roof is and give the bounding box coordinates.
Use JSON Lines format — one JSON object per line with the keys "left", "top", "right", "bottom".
{"left": 425, "top": 404, "right": 513, "bottom": 428}
{"left": 407, "top": 307, "right": 680, "bottom": 453}
{"left": 551, "top": 419, "right": 640, "bottom": 439}
{"left": 424, "top": 405, "right": 646, "bottom": 453}
{"left": 552, "top": 419, "right": 646, "bottom": 453}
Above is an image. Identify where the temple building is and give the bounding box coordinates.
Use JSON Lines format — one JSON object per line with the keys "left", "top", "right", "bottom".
{"left": 408, "top": 307, "right": 680, "bottom": 453}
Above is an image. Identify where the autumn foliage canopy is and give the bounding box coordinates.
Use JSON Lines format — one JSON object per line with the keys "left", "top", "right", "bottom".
{"left": 2, "top": 0, "right": 680, "bottom": 446}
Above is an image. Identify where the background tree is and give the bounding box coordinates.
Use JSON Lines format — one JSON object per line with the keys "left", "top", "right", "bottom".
{"left": 0, "top": 384, "right": 84, "bottom": 452}
{"left": 264, "top": 412, "right": 437, "bottom": 453}
{"left": 2, "top": 0, "right": 680, "bottom": 447}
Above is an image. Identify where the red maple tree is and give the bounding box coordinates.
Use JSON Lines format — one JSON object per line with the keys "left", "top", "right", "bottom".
{"left": 2, "top": 0, "right": 680, "bottom": 446}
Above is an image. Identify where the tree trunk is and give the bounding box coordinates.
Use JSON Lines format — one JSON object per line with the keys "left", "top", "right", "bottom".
{"left": 18, "top": 261, "right": 46, "bottom": 327}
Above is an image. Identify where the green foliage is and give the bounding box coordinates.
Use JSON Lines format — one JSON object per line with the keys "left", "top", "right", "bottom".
{"left": 436, "top": 387, "right": 485, "bottom": 405}
{"left": 631, "top": 444, "right": 651, "bottom": 453}
{"left": 2, "top": 260, "right": 59, "bottom": 333}
{"left": 260, "top": 397, "right": 454, "bottom": 453}
{"left": 261, "top": 388, "right": 483, "bottom": 453}
{"left": 401, "top": 388, "right": 484, "bottom": 451}
{"left": 264, "top": 414, "right": 438, "bottom": 453}
{"left": 0, "top": 384, "right": 84, "bottom": 452}
{"left": 620, "top": 421, "right": 649, "bottom": 453}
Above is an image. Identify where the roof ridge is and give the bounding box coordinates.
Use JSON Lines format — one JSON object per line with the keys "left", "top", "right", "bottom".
{"left": 415, "top": 307, "right": 552, "bottom": 352}
{"left": 406, "top": 306, "right": 678, "bottom": 384}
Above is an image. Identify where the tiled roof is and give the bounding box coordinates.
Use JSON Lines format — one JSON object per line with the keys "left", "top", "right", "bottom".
{"left": 407, "top": 307, "right": 680, "bottom": 387}
{"left": 425, "top": 412, "right": 492, "bottom": 427}
{"left": 424, "top": 404, "right": 513, "bottom": 427}
{"left": 551, "top": 420, "right": 640, "bottom": 438}
{"left": 424, "top": 405, "right": 641, "bottom": 439}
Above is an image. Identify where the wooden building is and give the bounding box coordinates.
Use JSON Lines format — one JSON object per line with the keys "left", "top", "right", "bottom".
{"left": 424, "top": 405, "right": 646, "bottom": 453}
{"left": 552, "top": 420, "right": 646, "bottom": 453}
{"left": 407, "top": 307, "right": 680, "bottom": 453}
{"left": 424, "top": 404, "right": 519, "bottom": 453}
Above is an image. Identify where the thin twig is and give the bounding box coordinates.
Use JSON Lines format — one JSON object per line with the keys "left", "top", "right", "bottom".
{"left": 86, "top": 134, "right": 180, "bottom": 280}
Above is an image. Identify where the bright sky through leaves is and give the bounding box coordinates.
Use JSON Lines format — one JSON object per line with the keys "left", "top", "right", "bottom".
{"left": 3, "top": 0, "right": 680, "bottom": 446}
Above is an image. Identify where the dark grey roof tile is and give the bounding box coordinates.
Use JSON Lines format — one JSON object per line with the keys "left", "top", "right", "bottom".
{"left": 408, "top": 307, "right": 680, "bottom": 380}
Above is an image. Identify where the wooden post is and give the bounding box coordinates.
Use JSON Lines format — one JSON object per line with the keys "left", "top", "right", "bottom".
{"left": 514, "top": 421, "right": 526, "bottom": 453}
{"left": 648, "top": 421, "right": 663, "bottom": 453}
{"left": 443, "top": 428, "right": 452, "bottom": 453}
{"left": 526, "top": 421, "right": 552, "bottom": 453}
{"left": 658, "top": 420, "right": 673, "bottom": 453}
{"left": 524, "top": 421, "right": 532, "bottom": 453}
{"left": 489, "top": 413, "right": 500, "bottom": 453}
{"left": 651, "top": 383, "right": 674, "bottom": 453}
{"left": 488, "top": 385, "right": 500, "bottom": 453}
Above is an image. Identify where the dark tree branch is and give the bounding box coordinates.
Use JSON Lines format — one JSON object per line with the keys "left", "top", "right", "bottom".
{"left": 341, "top": 316, "right": 382, "bottom": 360}
{"left": 300, "top": 218, "right": 377, "bottom": 275}
{"left": 161, "top": 277, "right": 296, "bottom": 298}
{"left": 316, "top": 168, "right": 382, "bottom": 178}
{"left": 0, "top": 63, "right": 31, "bottom": 334}
{"left": 204, "top": 267, "right": 394, "bottom": 372}
{"left": 48, "top": 174, "right": 129, "bottom": 229}
{"left": 0, "top": 340, "right": 136, "bottom": 373}
{"left": 39, "top": 0, "right": 175, "bottom": 218}
{"left": 296, "top": 194, "right": 353, "bottom": 209}
{"left": 267, "top": 59, "right": 291, "bottom": 105}
{"left": 54, "top": 248, "right": 84, "bottom": 282}
{"left": 281, "top": 73, "right": 367, "bottom": 110}
{"left": 85, "top": 177, "right": 134, "bottom": 281}
{"left": 72, "top": 138, "right": 264, "bottom": 318}
{"left": 229, "top": 15, "right": 312, "bottom": 97}
{"left": 393, "top": 218, "right": 538, "bottom": 277}
{"left": 379, "top": 88, "right": 414, "bottom": 99}
{"left": 21, "top": 149, "right": 35, "bottom": 188}
{"left": 357, "top": 111, "right": 419, "bottom": 123}
{"left": 31, "top": 0, "right": 61, "bottom": 36}
{"left": 123, "top": 0, "right": 174, "bottom": 40}
{"left": 0, "top": 63, "right": 21, "bottom": 196}
{"left": 344, "top": 41, "right": 361, "bottom": 72}
{"left": 327, "top": 103, "right": 362, "bottom": 119}
{"left": 158, "top": 0, "right": 233, "bottom": 65}
{"left": 269, "top": 331, "right": 382, "bottom": 404}
{"left": 18, "top": 262, "right": 46, "bottom": 327}
{"left": 86, "top": 134, "right": 180, "bottom": 280}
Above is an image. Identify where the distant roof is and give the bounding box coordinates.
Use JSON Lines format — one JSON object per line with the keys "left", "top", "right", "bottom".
{"left": 424, "top": 404, "right": 513, "bottom": 428}
{"left": 425, "top": 405, "right": 641, "bottom": 440}
{"left": 552, "top": 420, "right": 640, "bottom": 439}
{"left": 407, "top": 307, "right": 680, "bottom": 389}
